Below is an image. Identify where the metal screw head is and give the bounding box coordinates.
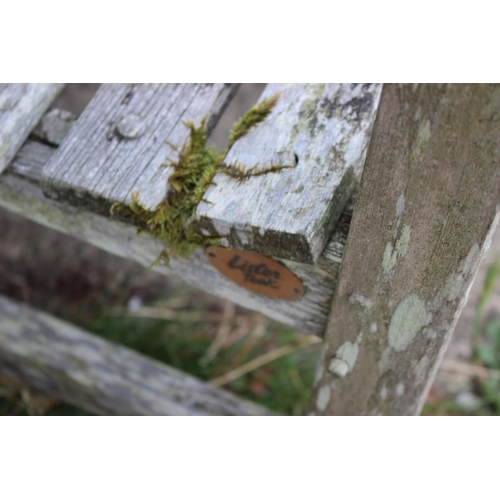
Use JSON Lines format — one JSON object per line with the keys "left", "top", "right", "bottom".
{"left": 116, "top": 114, "right": 146, "bottom": 139}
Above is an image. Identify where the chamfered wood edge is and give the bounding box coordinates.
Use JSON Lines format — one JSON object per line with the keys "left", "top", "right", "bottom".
{"left": 1, "top": 141, "right": 346, "bottom": 336}
{"left": 0, "top": 83, "right": 65, "bottom": 173}
{"left": 39, "top": 84, "right": 240, "bottom": 216}
{"left": 196, "top": 83, "right": 382, "bottom": 264}
{"left": 309, "top": 83, "right": 500, "bottom": 416}
{"left": 0, "top": 295, "right": 275, "bottom": 416}
{"left": 1, "top": 106, "right": 350, "bottom": 336}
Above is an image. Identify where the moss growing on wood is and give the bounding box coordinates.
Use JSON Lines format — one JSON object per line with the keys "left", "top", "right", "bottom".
{"left": 111, "top": 93, "right": 293, "bottom": 266}
{"left": 227, "top": 94, "right": 279, "bottom": 148}
{"left": 221, "top": 162, "right": 295, "bottom": 183}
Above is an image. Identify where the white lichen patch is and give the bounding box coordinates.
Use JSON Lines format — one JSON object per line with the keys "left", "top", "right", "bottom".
{"left": 444, "top": 272, "right": 466, "bottom": 302}
{"left": 396, "top": 225, "right": 411, "bottom": 255}
{"left": 316, "top": 384, "right": 331, "bottom": 411}
{"left": 414, "top": 355, "right": 430, "bottom": 384}
{"left": 328, "top": 341, "right": 359, "bottom": 378}
{"left": 426, "top": 328, "right": 437, "bottom": 340}
{"left": 396, "top": 382, "right": 405, "bottom": 397}
{"left": 410, "top": 119, "right": 431, "bottom": 170}
{"left": 378, "top": 347, "right": 392, "bottom": 373}
{"left": 336, "top": 341, "right": 359, "bottom": 370}
{"left": 396, "top": 193, "right": 405, "bottom": 221}
{"left": 436, "top": 243, "right": 481, "bottom": 308}
{"left": 211, "top": 219, "right": 231, "bottom": 237}
{"left": 382, "top": 224, "right": 411, "bottom": 276}
{"left": 382, "top": 243, "right": 394, "bottom": 274}
{"left": 328, "top": 359, "right": 349, "bottom": 378}
{"left": 328, "top": 342, "right": 362, "bottom": 377}
{"left": 388, "top": 294, "right": 428, "bottom": 351}
{"left": 349, "top": 293, "right": 372, "bottom": 309}
{"left": 380, "top": 386, "right": 388, "bottom": 401}
{"left": 394, "top": 193, "right": 405, "bottom": 237}
{"left": 238, "top": 231, "right": 250, "bottom": 245}
{"left": 370, "top": 322, "right": 377, "bottom": 334}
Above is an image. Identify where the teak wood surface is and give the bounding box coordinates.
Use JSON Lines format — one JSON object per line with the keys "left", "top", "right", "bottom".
{"left": 0, "top": 83, "right": 64, "bottom": 173}
{"left": 3, "top": 83, "right": 499, "bottom": 416}
{"left": 310, "top": 84, "right": 500, "bottom": 416}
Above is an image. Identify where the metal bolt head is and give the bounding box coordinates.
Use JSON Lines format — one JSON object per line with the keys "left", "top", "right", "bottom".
{"left": 328, "top": 358, "right": 349, "bottom": 378}
{"left": 116, "top": 114, "right": 146, "bottom": 139}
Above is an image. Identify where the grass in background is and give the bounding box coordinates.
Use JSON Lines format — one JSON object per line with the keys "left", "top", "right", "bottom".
{"left": 85, "top": 287, "right": 321, "bottom": 416}
{"left": 5, "top": 257, "right": 500, "bottom": 417}
{"left": 423, "top": 257, "right": 500, "bottom": 416}
{"left": 0, "top": 279, "right": 320, "bottom": 416}
{"left": 470, "top": 258, "right": 500, "bottom": 414}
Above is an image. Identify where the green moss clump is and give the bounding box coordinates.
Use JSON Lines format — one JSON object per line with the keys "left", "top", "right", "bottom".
{"left": 221, "top": 162, "right": 295, "bottom": 183}
{"left": 227, "top": 93, "right": 280, "bottom": 148}
{"left": 111, "top": 92, "right": 294, "bottom": 266}
{"left": 111, "top": 118, "right": 222, "bottom": 265}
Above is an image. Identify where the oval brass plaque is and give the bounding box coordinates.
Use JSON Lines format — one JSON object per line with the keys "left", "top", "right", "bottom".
{"left": 206, "top": 246, "right": 305, "bottom": 300}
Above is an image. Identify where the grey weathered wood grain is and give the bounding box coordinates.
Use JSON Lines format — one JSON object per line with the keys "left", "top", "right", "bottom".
{"left": 8, "top": 140, "right": 52, "bottom": 180}
{"left": 1, "top": 161, "right": 346, "bottom": 336}
{"left": 1, "top": 108, "right": 347, "bottom": 336}
{"left": 0, "top": 296, "right": 274, "bottom": 415}
{"left": 196, "top": 83, "right": 382, "bottom": 263}
{"left": 41, "top": 83, "right": 239, "bottom": 214}
{"left": 310, "top": 84, "right": 500, "bottom": 416}
{"left": 12, "top": 109, "right": 77, "bottom": 179}
{"left": 0, "top": 83, "right": 64, "bottom": 173}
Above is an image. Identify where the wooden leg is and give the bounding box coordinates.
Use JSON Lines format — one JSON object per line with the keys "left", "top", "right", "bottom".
{"left": 310, "top": 84, "right": 500, "bottom": 415}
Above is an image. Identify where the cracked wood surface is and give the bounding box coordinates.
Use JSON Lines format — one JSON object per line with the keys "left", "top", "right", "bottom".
{"left": 196, "top": 83, "right": 382, "bottom": 263}
{"left": 1, "top": 108, "right": 349, "bottom": 335}
{"left": 310, "top": 84, "right": 500, "bottom": 416}
{"left": 41, "top": 83, "right": 239, "bottom": 214}
{"left": 0, "top": 83, "right": 64, "bottom": 173}
{"left": 0, "top": 296, "right": 274, "bottom": 415}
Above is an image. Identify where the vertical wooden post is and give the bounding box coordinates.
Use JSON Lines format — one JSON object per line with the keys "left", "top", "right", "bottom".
{"left": 310, "top": 84, "right": 500, "bottom": 416}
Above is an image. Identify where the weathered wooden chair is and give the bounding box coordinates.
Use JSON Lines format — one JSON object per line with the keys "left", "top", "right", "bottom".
{"left": 1, "top": 83, "right": 499, "bottom": 415}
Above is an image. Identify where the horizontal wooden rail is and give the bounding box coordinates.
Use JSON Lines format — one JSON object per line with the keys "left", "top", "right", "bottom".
{"left": 0, "top": 296, "right": 275, "bottom": 415}
{"left": 0, "top": 109, "right": 350, "bottom": 336}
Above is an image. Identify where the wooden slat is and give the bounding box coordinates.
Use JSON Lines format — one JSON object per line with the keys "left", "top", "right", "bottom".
{"left": 309, "top": 84, "right": 500, "bottom": 416}
{"left": 1, "top": 108, "right": 347, "bottom": 336}
{"left": 0, "top": 83, "right": 64, "bottom": 173}
{"left": 196, "top": 83, "right": 382, "bottom": 263}
{"left": 41, "top": 83, "right": 239, "bottom": 214}
{"left": 2, "top": 155, "right": 346, "bottom": 336}
{"left": 0, "top": 296, "right": 274, "bottom": 415}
